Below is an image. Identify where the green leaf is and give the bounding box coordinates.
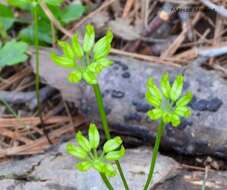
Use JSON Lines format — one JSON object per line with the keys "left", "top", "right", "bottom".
{"left": 161, "top": 73, "right": 171, "bottom": 98}
{"left": 104, "top": 164, "right": 116, "bottom": 177}
{"left": 75, "top": 161, "right": 92, "bottom": 172}
{"left": 72, "top": 34, "right": 84, "bottom": 58}
{"left": 176, "top": 91, "right": 193, "bottom": 107}
{"left": 66, "top": 143, "right": 88, "bottom": 159}
{"left": 51, "top": 52, "right": 75, "bottom": 68}
{"left": 0, "top": 40, "right": 28, "bottom": 68}
{"left": 145, "top": 91, "right": 161, "bottom": 108}
{"left": 68, "top": 70, "right": 82, "bottom": 83}
{"left": 92, "top": 160, "right": 105, "bottom": 173}
{"left": 162, "top": 112, "right": 172, "bottom": 123}
{"left": 83, "top": 24, "right": 95, "bottom": 53}
{"left": 103, "top": 136, "right": 122, "bottom": 153}
{"left": 147, "top": 78, "right": 162, "bottom": 101}
{"left": 93, "top": 30, "right": 113, "bottom": 60}
{"left": 7, "top": 0, "right": 30, "bottom": 10}
{"left": 58, "top": 41, "right": 74, "bottom": 59}
{"left": 0, "top": 3, "right": 15, "bottom": 31}
{"left": 83, "top": 69, "right": 97, "bottom": 84}
{"left": 175, "top": 106, "right": 191, "bottom": 118}
{"left": 147, "top": 109, "right": 163, "bottom": 121}
{"left": 88, "top": 58, "right": 113, "bottom": 74}
{"left": 60, "top": 3, "right": 85, "bottom": 24}
{"left": 76, "top": 131, "right": 91, "bottom": 152}
{"left": 19, "top": 22, "right": 52, "bottom": 44}
{"left": 170, "top": 74, "right": 184, "bottom": 102}
{"left": 171, "top": 114, "right": 181, "bottom": 127}
{"left": 88, "top": 123, "right": 100, "bottom": 149}
{"left": 45, "top": 0, "right": 64, "bottom": 6}
{"left": 105, "top": 145, "right": 125, "bottom": 161}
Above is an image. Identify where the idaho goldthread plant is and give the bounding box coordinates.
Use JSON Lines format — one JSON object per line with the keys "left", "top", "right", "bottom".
{"left": 51, "top": 24, "right": 193, "bottom": 190}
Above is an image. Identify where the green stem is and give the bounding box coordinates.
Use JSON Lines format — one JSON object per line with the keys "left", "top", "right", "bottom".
{"left": 100, "top": 173, "right": 114, "bottom": 190}
{"left": 33, "top": 4, "right": 41, "bottom": 117}
{"left": 143, "top": 120, "right": 165, "bottom": 190}
{"left": 33, "top": 3, "right": 52, "bottom": 144}
{"left": 51, "top": 21, "right": 56, "bottom": 47}
{"left": 92, "top": 83, "right": 129, "bottom": 190}
{"left": 92, "top": 84, "right": 111, "bottom": 139}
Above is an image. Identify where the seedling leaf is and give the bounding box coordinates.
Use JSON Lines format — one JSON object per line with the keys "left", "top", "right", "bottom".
{"left": 103, "top": 136, "right": 122, "bottom": 153}
{"left": 105, "top": 145, "right": 125, "bottom": 161}
{"left": 83, "top": 24, "right": 95, "bottom": 53}
{"left": 76, "top": 131, "right": 91, "bottom": 152}
{"left": 88, "top": 123, "right": 100, "bottom": 149}
{"left": 66, "top": 143, "right": 88, "bottom": 159}
{"left": 0, "top": 40, "right": 28, "bottom": 68}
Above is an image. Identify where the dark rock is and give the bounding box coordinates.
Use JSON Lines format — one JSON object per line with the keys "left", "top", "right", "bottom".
{"left": 115, "top": 61, "right": 129, "bottom": 70}
{"left": 190, "top": 99, "right": 209, "bottom": 111}
{"left": 206, "top": 98, "right": 223, "bottom": 112}
{"left": 111, "top": 90, "right": 125, "bottom": 99}
{"left": 153, "top": 170, "right": 227, "bottom": 190}
{"left": 122, "top": 72, "right": 131, "bottom": 78}
{"left": 177, "top": 118, "right": 193, "bottom": 130}
{"left": 190, "top": 97, "right": 223, "bottom": 112}
{"left": 132, "top": 101, "right": 151, "bottom": 113}
{"left": 124, "top": 113, "right": 142, "bottom": 122}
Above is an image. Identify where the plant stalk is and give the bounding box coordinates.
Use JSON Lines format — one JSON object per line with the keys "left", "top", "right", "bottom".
{"left": 143, "top": 120, "right": 165, "bottom": 190}
{"left": 100, "top": 173, "right": 114, "bottom": 190}
{"left": 92, "top": 84, "right": 130, "bottom": 190}
{"left": 51, "top": 21, "right": 56, "bottom": 47}
{"left": 33, "top": 3, "right": 52, "bottom": 144}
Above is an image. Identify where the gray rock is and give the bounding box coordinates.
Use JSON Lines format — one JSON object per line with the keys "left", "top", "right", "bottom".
{"left": 31, "top": 49, "right": 227, "bottom": 158}
{"left": 0, "top": 142, "right": 178, "bottom": 190}
{"left": 153, "top": 170, "right": 227, "bottom": 190}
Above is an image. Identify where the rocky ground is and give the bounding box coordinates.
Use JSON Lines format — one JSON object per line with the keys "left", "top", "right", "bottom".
{"left": 33, "top": 50, "right": 227, "bottom": 158}
{"left": 2, "top": 48, "right": 225, "bottom": 190}
{"left": 0, "top": 141, "right": 227, "bottom": 190}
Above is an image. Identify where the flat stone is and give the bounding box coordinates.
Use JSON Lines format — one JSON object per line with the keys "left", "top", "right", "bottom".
{"left": 31, "top": 49, "right": 227, "bottom": 158}
{"left": 0, "top": 142, "right": 178, "bottom": 190}
{"left": 153, "top": 170, "right": 227, "bottom": 190}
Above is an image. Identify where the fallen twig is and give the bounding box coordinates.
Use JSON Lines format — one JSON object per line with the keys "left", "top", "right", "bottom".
{"left": 0, "top": 87, "right": 56, "bottom": 110}
{"left": 126, "top": 2, "right": 175, "bottom": 52}
{"left": 200, "top": 0, "right": 227, "bottom": 18}
{"left": 111, "top": 48, "right": 182, "bottom": 66}
{"left": 161, "top": 12, "right": 202, "bottom": 57}
{"left": 39, "top": 0, "right": 72, "bottom": 37}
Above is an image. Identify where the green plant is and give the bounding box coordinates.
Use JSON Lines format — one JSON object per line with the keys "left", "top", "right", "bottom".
{"left": 143, "top": 73, "right": 193, "bottom": 190}
{"left": 51, "top": 24, "right": 129, "bottom": 190}
{"left": 6, "top": 0, "right": 85, "bottom": 44}
{"left": 67, "top": 123, "right": 125, "bottom": 190}
{"left": 0, "top": 40, "right": 28, "bottom": 68}
{"left": 0, "top": 3, "right": 15, "bottom": 39}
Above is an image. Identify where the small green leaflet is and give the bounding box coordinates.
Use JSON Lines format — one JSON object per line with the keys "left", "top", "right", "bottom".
{"left": 45, "top": 0, "right": 64, "bottom": 6}
{"left": 0, "top": 3, "right": 15, "bottom": 31}
{"left": 60, "top": 4, "right": 85, "bottom": 24}
{"left": 6, "top": 0, "right": 30, "bottom": 10}
{"left": 19, "top": 21, "right": 52, "bottom": 44}
{"left": 0, "top": 40, "right": 28, "bottom": 68}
